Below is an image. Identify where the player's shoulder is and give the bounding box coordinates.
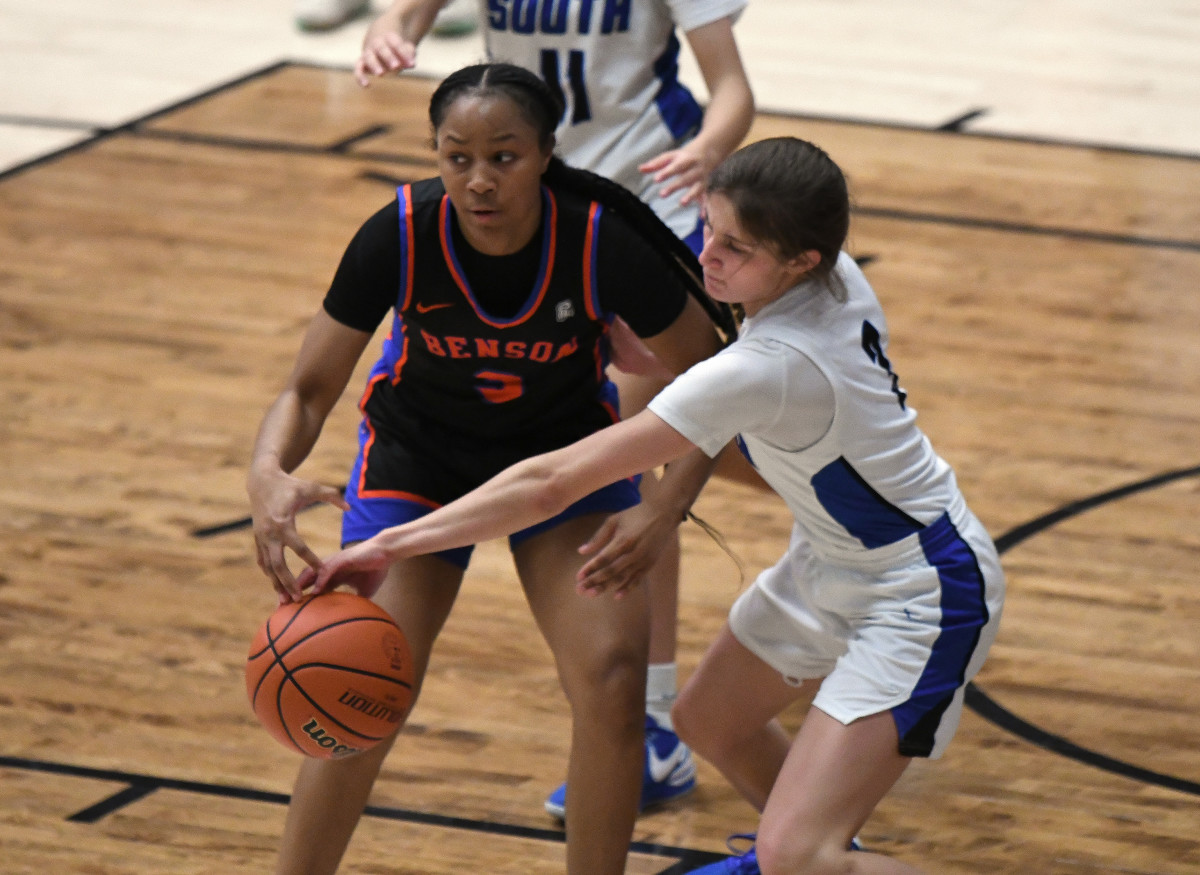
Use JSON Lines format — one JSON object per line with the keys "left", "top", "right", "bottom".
{"left": 406, "top": 176, "right": 447, "bottom": 205}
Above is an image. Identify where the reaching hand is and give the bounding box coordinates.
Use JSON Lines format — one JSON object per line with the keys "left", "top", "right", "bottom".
{"left": 638, "top": 145, "right": 711, "bottom": 206}
{"left": 575, "top": 499, "right": 677, "bottom": 598}
{"left": 606, "top": 316, "right": 675, "bottom": 381}
{"left": 356, "top": 24, "right": 418, "bottom": 86}
{"left": 248, "top": 467, "right": 349, "bottom": 604}
{"left": 296, "top": 539, "right": 394, "bottom": 600}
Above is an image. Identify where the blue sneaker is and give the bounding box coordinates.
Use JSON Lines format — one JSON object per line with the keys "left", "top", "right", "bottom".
{"left": 544, "top": 714, "right": 696, "bottom": 819}
{"left": 685, "top": 834, "right": 758, "bottom": 874}
{"left": 684, "top": 834, "right": 866, "bottom": 873}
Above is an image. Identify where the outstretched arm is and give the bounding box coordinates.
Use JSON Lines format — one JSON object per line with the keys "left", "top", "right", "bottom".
{"left": 302, "top": 410, "right": 699, "bottom": 595}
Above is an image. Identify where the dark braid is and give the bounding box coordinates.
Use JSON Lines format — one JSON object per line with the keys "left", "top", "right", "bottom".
{"left": 543, "top": 157, "right": 737, "bottom": 342}
{"left": 429, "top": 62, "right": 737, "bottom": 343}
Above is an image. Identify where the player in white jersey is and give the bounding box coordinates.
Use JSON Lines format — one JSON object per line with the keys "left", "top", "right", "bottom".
{"left": 300, "top": 136, "right": 1005, "bottom": 873}
{"left": 356, "top": 0, "right": 756, "bottom": 819}
{"left": 357, "top": 0, "right": 753, "bottom": 249}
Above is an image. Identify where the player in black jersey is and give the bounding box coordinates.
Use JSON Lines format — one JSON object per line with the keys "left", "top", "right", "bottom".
{"left": 247, "top": 63, "right": 726, "bottom": 875}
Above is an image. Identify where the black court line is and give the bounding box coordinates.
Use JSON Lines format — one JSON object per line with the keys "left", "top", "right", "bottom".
{"left": 3, "top": 61, "right": 1198, "bottom": 253}
{"left": 0, "top": 755, "right": 725, "bottom": 871}
{"left": 937, "top": 107, "right": 989, "bottom": 132}
{"left": 0, "top": 60, "right": 291, "bottom": 184}
{"left": 192, "top": 492, "right": 340, "bottom": 538}
{"left": 855, "top": 204, "right": 1200, "bottom": 253}
{"left": 0, "top": 114, "right": 101, "bottom": 131}
{"left": 966, "top": 463, "right": 1200, "bottom": 798}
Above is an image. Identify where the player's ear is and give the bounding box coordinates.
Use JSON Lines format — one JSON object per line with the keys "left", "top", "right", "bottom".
{"left": 788, "top": 249, "right": 821, "bottom": 275}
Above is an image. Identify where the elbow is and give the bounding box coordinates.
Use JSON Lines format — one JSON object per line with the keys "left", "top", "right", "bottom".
{"left": 527, "top": 463, "right": 581, "bottom": 520}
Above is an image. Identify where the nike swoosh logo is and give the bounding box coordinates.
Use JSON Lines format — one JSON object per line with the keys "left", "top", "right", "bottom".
{"left": 646, "top": 744, "right": 694, "bottom": 785}
{"left": 415, "top": 302, "right": 454, "bottom": 314}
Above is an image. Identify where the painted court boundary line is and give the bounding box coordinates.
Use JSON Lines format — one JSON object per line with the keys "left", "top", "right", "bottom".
{"left": 0, "top": 754, "right": 724, "bottom": 873}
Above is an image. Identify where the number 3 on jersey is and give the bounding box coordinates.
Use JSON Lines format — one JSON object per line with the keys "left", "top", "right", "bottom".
{"left": 540, "top": 48, "right": 591, "bottom": 124}
{"left": 476, "top": 369, "right": 523, "bottom": 404}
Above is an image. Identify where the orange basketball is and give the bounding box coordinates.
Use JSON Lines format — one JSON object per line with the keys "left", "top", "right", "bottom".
{"left": 246, "top": 591, "right": 415, "bottom": 759}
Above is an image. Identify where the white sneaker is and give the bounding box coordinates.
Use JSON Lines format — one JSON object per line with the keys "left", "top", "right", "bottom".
{"left": 295, "top": 0, "right": 370, "bottom": 32}
{"left": 430, "top": 0, "right": 478, "bottom": 37}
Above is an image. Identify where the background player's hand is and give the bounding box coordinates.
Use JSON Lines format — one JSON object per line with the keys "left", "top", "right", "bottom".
{"left": 576, "top": 501, "right": 675, "bottom": 598}
{"left": 638, "top": 144, "right": 711, "bottom": 206}
{"left": 607, "top": 316, "right": 675, "bottom": 381}
{"left": 356, "top": 23, "right": 418, "bottom": 86}
{"left": 298, "top": 539, "right": 392, "bottom": 600}
{"left": 247, "top": 466, "right": 349, "bottom": 603}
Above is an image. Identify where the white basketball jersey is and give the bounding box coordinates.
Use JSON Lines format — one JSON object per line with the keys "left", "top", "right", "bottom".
{"left": 649, "top": 253, "right": 966, "bottom": 565}
{"left": 482, "top": 0, "right": 747, "bottom": 237}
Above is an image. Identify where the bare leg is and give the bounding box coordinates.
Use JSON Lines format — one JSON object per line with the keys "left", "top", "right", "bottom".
{"left": 676, "top": 623, "right": 923, "bottom": 874}
{"left": 515, "top": 515, "right": 650, "bottom": 875}
{"left": 672, "top": 622, "right": 815, "bottom": 811}
{"left": 275, "top": 555, "right": 464, "bottom": 875}
{"left": 609, "top": 368, "right": 681, "bottom": 677}
{"left": 757, "top": 709, "right": 921, "bottom": 874}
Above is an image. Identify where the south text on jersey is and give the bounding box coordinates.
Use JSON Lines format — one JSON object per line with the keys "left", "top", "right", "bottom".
{"left": 487, "top": 0, "right": 631, "bottom": 35}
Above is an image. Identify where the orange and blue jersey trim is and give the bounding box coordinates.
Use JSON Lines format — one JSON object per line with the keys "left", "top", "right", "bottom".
{"left": 439, "top": 187, "right": 557, "bottom": 328}
{"left": 397, "top": 184, "right": 415, "bottom": 312}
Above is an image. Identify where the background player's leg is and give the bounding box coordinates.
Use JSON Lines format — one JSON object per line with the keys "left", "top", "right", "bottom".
{"left": 536, "top": 368, "right": 696, "bottom": 820}
{"left": 609, "top": 366, "right": 683, "bottom": 719}
{"left": 275, "top": 554, "right": 464, "bottom": 875}
{"left": 515, "top": 515, "right": 649, "bottom": 875}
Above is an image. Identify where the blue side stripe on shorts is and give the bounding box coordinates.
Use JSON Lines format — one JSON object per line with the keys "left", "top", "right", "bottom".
{"left": 892, "top": 513, "right": 990, "bottom": 755}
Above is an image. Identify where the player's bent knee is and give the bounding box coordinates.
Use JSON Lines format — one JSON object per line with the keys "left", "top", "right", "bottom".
{"left": 756, "top": 826, "right": 851, "bottom": 875}
{"left": 559, "top": 647, "right": 645, "bottom": 717}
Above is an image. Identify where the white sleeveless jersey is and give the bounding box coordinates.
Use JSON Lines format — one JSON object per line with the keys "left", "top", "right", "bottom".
{"left": 482, "top": 0, "right": 747, "bottom": 238}
{"left": 649, "top": 253, "right": 966, "bottom": 566}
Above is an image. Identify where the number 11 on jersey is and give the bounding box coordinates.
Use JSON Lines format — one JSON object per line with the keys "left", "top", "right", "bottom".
{"left": 540, "top": 48, "right": 592, "bottom": 125}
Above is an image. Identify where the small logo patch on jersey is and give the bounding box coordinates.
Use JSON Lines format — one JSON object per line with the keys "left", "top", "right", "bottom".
{"left": 555, "top": 300, "right": 575, "bottom": 322}
{"left": 416, "top": 301, "right": 454, "bottom": 314}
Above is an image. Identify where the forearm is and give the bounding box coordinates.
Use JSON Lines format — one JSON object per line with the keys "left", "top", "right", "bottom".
{"left": 690, "top": 75, "right": 754, "bottom": 171}
{"left": 248, "top": 390, "right": 327, "bottom": 480}
{"left": 370, "top": 453, "right": 577, "bottom": 557}
{"left": 370, "top": 413, "right": 687, "bottom": 559}
{"left": 642, "top": 445, "right": 720, "bottom": 522}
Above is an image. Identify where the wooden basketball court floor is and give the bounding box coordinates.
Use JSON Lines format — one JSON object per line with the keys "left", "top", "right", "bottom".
{"left": 1, "top": 54, "right": 1199, "bottom": 875}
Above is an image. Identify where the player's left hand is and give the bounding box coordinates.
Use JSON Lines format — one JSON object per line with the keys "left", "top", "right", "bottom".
{"left": 576, "top": 500, "right": 676, "bottom": 598}
{"left": 638, "top": 146, "right": 710, "bottom": 206}
{"left": 607, "top": 315, "right": 675, "bottom": 381}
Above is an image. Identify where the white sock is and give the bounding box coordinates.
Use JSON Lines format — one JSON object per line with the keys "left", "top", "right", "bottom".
{"left": 645, "top": 662, "right": 677, "bottom": 730}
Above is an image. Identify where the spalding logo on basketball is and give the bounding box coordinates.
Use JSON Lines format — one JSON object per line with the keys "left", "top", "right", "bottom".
{"left": 245, "top": 591, "right": 415, "bottom": 759}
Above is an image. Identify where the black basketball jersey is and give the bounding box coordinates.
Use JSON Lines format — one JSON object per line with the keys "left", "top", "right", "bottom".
{"left": 359, "top": 177, "right": 622, "bottom": 452}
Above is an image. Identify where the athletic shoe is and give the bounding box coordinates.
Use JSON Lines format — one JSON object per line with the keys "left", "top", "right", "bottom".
{"left": 684, "top": 834, "right": 866, "bottom": 873}
{"left": 543, "top": 714, "right": 697, "bottom": 819}
{"left": 430, "top": 0, "right": 478, "bottom": 37}
{"left": 685, "top": 834, "right": 758, "bottom": 874}
{"left": 294, "top": 0, "right": 369, "bottom": 32}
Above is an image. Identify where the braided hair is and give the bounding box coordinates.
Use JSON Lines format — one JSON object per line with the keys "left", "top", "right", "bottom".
{"left": 429, "top": 63, "right": 737, "bottom": 342}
